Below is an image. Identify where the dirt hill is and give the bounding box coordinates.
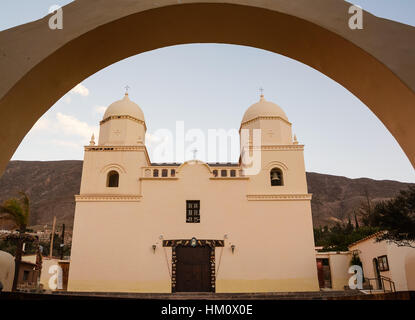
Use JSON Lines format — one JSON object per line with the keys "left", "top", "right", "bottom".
{"left": 0, "top": 161, "right": 412, "bottom": 229}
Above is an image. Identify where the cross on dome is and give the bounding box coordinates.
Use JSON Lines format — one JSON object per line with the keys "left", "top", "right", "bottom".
{"left": 259, "top": 87, "right": 264, "bottom": 99}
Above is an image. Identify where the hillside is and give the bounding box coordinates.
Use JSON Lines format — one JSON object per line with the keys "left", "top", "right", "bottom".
{"left": 0, "top": 161, "right": 412, "bottom": 228}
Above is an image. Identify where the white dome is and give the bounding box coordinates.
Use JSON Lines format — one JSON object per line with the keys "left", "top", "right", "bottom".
{"left": 242, "top": 95, "right": 288, "bottom": 123}
{"left": 103, "top": 93, "right": 145, "bottom": 121}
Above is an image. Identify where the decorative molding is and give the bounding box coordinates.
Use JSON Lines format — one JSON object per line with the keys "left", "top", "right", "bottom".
{"left": 100, "top": 163, "right": 127, "bottom": 174}
{"left": 246, "top": 194, "right": 312, "bottom": 201}
{"left": 242, "top": 144, "right": 304, "bottom": 151}
{"left": 84, "top": 145, "right": 151, "bottom": 164}
{"left": 100, "top": 115, "right": 147, "bottom": 131}
{"left": 85, "top": 145, "right": 146, "bottom": 152}
{"left": 176, "top": 160, "right": 213, "bottom": 174}
{"left": 163, "top": 239, "right": 225, "bottom": 248}
{"left": 139, "top": 177, "right": 179, "bottom": 181}
{"left": 240, "top": 116, "right": 292, "bottom": 128}
{"left": 264, "top": 161, "right": 289, "bottom": 171}
{"left": 75, "top": 194, "right": 142, "bottom": 202}
{"left": 210, "top": 177, "right": 249, "bottom": 180}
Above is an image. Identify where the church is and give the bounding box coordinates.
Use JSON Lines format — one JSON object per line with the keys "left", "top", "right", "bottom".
{"left": 67, "top": 92, "right": 319, "bottom": 293}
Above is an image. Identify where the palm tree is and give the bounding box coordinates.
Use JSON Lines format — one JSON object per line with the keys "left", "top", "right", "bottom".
{"left": 0, "top": 191, "right": 30, "bottom": 291}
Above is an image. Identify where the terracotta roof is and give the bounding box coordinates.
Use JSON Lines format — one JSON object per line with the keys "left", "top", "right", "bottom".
{"left": 348, "top": 231, "right": 385, "bottom": 249}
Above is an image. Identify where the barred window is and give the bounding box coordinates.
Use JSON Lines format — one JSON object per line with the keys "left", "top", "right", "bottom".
{"left": 153, "top": 169, "right": 159, "bottom": 177}
{"left": 186, "top": 200, "right": 200, "bottom": 223}
{"left": 230, "top": 170, "right": 236, "bottom": 177}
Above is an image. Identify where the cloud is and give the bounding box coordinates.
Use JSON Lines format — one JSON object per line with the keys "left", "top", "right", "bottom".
{"left": 64, "top": 96, "right": 72, "bottom": 104}
{"left": 50, "top": 139, "right": 82, "bottom": 149}
{"left": 70, "top": 83, "right": 89, "bottom": 96}
{"left": 32, "top": 118, "right": 52, "bottom": 131}
{"left": 94, "top": 105, "right": 107, "bottom": 115}
{"left": 56, "top": 112, "right": 98, "bottom": 142}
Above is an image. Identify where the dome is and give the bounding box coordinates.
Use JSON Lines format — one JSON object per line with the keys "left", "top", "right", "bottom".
{"left": 242, "top": 95, "right": 288, "bottom": 123}
{"left": 103, "top": 93, "right": 145, "bottom": 121}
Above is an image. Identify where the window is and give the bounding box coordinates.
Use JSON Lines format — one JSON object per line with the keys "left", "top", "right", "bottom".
{"left": 162, "top": 169, "right": 168, "bottom": 177}
{"left": 221, "top": 170, "right": 227, "bottom": 177}
{"left": 186, "top": 200, "right": 200, "bottom": 223}
{"left": 153, "top": 169, "right": 159, "bottom": 177}
{"left": 230, "top": 170, "right": 236, "bottom": 177}
{"left": 270, "top": 168, "right": 283, "bottom": 186}
{"left": 213, "top": 170, "right": 218, "bottom": 177}
{"left": 171, "top": 169, "right": 176, "bottom": 177}
{"left": 378, "top": 255, "right": 389, "bottom": 271}
{"left": 107, "top": 170, "right": 119, "bottom": 187}
{"left": 23, "top": 270, "right": 29, "bottom": 281}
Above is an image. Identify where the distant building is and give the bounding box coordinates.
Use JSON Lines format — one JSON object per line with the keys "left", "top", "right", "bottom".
{"left": 16, "top": 260, "right": 39, "bottom": 291}
{"left": 315, "top": 249, "right": 351, "bottom": 290}
{"left": 22, "top": 254, "right": 70, "bottom": 291}
{"left": 348, "top": 233, "right": 415, "bottom": 292}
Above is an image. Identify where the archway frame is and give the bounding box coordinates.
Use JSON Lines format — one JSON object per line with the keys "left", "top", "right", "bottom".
{"left": 0, "top": 0, "right": 414, "bottom": 174}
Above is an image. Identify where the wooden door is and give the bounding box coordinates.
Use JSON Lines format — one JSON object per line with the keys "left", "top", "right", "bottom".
{"left": 175, "top": 246, "right": 212, "bottom": 292}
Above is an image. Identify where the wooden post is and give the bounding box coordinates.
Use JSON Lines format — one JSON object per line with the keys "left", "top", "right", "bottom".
{"left": 49, "top": 216, "right": 56, "bottom": 258}
{"left": 60, "top": 223, "right": 65, "bottom": 260}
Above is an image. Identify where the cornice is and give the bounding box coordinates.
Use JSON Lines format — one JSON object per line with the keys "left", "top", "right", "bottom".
{"left": 84, "top": 145, "right": 151, "bottom": 164}
{"left": 242, "top": 144, "right": 304, "bottom": 151}
{"left": 246, "top": 194, "right": 312, "bottom": 201}
{"left": 210, "top": 177, "right": 249, "bottom": 180}
{"left": 75, "top": 194, "right": 142, "bottom": 202}
{"left": 240, "top": 116, "right": 292, "bottom": 129}
{"left": 139, "top": 177, "right": 179, "bottom": 181}
{"left": 100, "top": 115, "right": 147, "bottom": 131}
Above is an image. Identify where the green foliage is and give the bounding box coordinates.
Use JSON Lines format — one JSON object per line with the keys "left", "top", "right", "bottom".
{"left": 350, "top": 251, "right": 362, "bottom": 267}
{"left": 0, "top": 233, "right": 71, "bottom": 257}
{"left": 0, "top": 191, "right": 30, "bottom": 231}
{"left": 39, "top": 232, "right": 71, "bottom": 257}
{"left": 372, "top": 186, "right": 415, "bottom": 247}
{"left": 314, "top": 224, "right": 380, "bottom": 252}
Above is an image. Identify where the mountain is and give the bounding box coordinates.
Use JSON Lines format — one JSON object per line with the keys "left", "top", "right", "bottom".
{"left": 0, "top": 161, "right": 413, "bottom": 228}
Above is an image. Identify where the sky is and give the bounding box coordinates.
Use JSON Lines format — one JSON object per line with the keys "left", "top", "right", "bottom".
{"left": 1, "top": 0, "right": 414, "bottom": 182}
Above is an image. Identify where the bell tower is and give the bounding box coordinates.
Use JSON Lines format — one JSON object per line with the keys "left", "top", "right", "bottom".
{"left": 79, "top": 92, "right": 150, "bottom": 195}
{"left": 98, "top": 92, "right": 146, "bottom": 146}
{"left": 240, "top": 94, "right": 308, "bottom": 195}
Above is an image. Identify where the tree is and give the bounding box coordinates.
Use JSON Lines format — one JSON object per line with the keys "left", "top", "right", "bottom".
{"left": 372, "top": 186, "right": 415, "bottom": 248}
{"left": 357, "top": 188, "right": 375, "bottom": 226}
{"left": 0, "top": 191, "right": 30, "bottom": 291}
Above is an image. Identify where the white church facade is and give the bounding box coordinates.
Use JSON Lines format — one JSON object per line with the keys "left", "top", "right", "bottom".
{"left": 67, "top": 93, "right": 319, "bottom": 293}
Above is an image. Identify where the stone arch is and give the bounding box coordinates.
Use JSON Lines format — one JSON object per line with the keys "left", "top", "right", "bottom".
{"left": 265, "top": 161, "right": 289, "bottom": 172}
{"left": 177, "top": 160, "right": 213, "bottom": 175}
{"left": 100, "top": 163, "right": 126, "bottom": 174}
{"left": 0, "top": 0, "right": 414, "bottom": 174}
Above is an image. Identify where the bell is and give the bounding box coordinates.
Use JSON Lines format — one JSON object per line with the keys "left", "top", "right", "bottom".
{"left": 271, "top": 171, "right": 280, "bottom": 181}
